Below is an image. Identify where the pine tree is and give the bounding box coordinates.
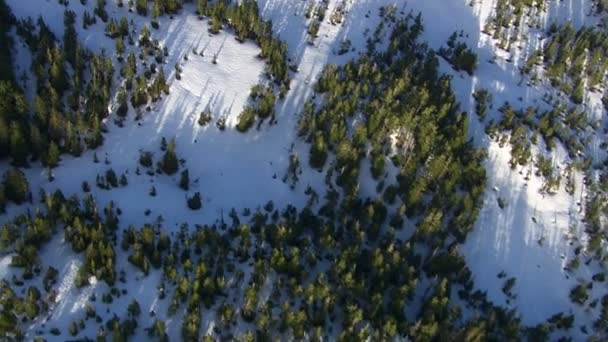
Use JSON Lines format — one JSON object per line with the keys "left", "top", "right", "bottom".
{"left": 3, "top": 167, "right": 29, "bottom": 204}
{"left": 9, "top": 122, "right": 28, "bottom": 166}
{"left": 45, "top": 141, "right": 60, "bottom": 168}
{"left": 179, "top": 169, "right": 189, "bottom": 190}
{"left": 161, "top": 138, "right": 178, "bottom": 175}
{"left": 309, "top": 132, "right": 327, "bottom": 169}
{"left": 136, "top": 0, "right": 148, "bottom": 16}
{"left": 117, "top": 87, "right": 128, "bottom": 117}
{"left": 187, "top": 192, "right": 202, "bottom": 210}
{"left": 197, "top": 0, "right": 207, "bottom": 16}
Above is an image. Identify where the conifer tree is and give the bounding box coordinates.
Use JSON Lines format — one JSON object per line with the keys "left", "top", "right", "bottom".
{"left": 45, "top": 141, "right": 60, "bottom": 168}
{"left": 161, "top": 138, "right": 178, "bottom": 175}
{"left": 179, "top": 169, "right": 189, "bottom": 190}
{"left": 3, "top": 167, "right": 29, "bottom": 204}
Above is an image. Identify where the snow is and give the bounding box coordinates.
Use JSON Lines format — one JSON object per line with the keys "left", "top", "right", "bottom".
{"left": 1, "top": 0, "right": 606, "bottom": 339}
{"left": 3, "top": 0, "right": 329, "bottom": 230}
{"left": 400, "top": 0, "right": 604, "bottom": 331}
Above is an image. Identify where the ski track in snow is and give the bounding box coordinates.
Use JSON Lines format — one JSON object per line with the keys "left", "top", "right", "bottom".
{"left": 0, "top": 0, "right": 605, "bottom": 338}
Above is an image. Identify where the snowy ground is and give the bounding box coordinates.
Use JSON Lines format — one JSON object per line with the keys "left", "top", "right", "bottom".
{"left": 261, "top": 0, "right": 604, "bottom": 329}
{"left": 404, "top": 0, "right": 604, "bottom": 329}
{"left": 0, "top": 0, "right": 605, "bottom": 338}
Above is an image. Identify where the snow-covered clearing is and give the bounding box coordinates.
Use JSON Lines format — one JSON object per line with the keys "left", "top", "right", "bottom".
{"left": 4, "top": 0, "right": 327, "bottom": 230}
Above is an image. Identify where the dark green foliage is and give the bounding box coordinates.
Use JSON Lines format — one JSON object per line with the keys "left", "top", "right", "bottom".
{"left": 131, "top": 76, "right": 149, "bottom": 107}
{"left": 309, "top": 132, "right": 327, "bottom": 169}
{"left": 570, "top": 283, "right": 589, "bottom": 305}
{"left": 94, "top": 0, "right": 109, "bottom": 22}
{"left": 139, "top": 151, "right": 154, "bottom": 168}
{"left": 439, "top": 32, "right": 478, "bottom": 75}
{"left": 179, "top": 169, "right": 189, "bottom": 191}
{"left": 161, "top": 138, "right": 179, "bottom": 175}
{"left": 45, "top": 141, "right": 61, "bottom": 168}
{"left": 43, "top": 267, "right": 58, "bottom": 292}
{"left": 525, "top": 22, "right": 608, "bottom": 102}
{"left": 187, "top": 192, "right": 202, "bottom": 210}
{"left": 236, "top": 107, "right": 256, "bottom": 132}
{"left": 0, "top": 11, "right": 115, "bottom": 165}
{"left": 237, "top": 84, "right": 276, "bottom": 132}
{"left": 0, "top": 0, "right": 16, "bottom": 83}
{"left": 117, "top": 87, "right": 129, "bottom": 117}
{"left": 148, "top": 68, "right": 169, "bottom": 101}
{"left": 198, "top": 110, "right": 212, "bottom": 126}
{"left": 63, "top": 10, "right": 78, "bottom": 66}
{"left": 473, "top": 88, "right": 492, "bottom": 120}
{"left": 3, "top": 168, "right": 29, "bottom": 204}
{"left": 136, "top": 0, "right": 148, "bottom": 16}
{"left": 106, "top": 169, "right": 118, "bottom": 188}
{"left": 124, "top": 224, "right": 169, "bottom": 273}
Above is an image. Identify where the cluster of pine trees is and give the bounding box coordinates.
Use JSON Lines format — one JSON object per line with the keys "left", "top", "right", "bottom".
{"left": 483, "top": 0, "right": 545, "bottom": 51}
{"left": 305, "top": 0, "right": 328, "bottom": 43}
{"left": 438, "top": 31, "right": 478, "bottom": 75}
{"left": 300, "top": 11, "right": 487, "bottom": 242}
{"left": 483, "top": 97, "right": 593, "bottom": 190}
{"left": 0, "top": 188, "right": 119, "bottom": 339}
{"left": 0, "top": 5, "right": 115, "bottom": 169}
{"left": 525, "top": 22, "right": 608, "bottom": 105}
{"left": 236, "top": 83, "right": 276, "bottom": 132}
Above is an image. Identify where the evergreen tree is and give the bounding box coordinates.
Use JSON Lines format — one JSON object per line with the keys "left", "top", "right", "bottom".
{"left": 161, "top": 138, "right": 178, "bottom": 175}
{"left": 197, "top": 0, "right": 207, "bottom": 16}
{"left": 45, "top": 141, "right": 60, "bottom": 168}
{"left": 3, "top": 167, "right": 29, "bottom": 204}
{"left": 117, "top": 87, "right": 128, "bottom": 117}
{"left": 136, "top": 0, "right": 148, "bottom": 16}
{"left": 309, "top": 132, "right": 327, "bottom": 169}
{"left": 187, "top": 192, "right": 202, "bottom": 210}
{"left": 9, "top": 122, "right": 28, "bottom": 166}
{"left": 179, "top": 169, "right": 189, "bottom": 190}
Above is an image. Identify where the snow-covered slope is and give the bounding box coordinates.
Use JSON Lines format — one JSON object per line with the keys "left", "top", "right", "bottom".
{"left": 1, "top": 0, "right": 606, "bottom": 339}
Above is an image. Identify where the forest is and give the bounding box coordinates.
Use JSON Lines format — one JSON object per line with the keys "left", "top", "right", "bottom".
{"left": 0, "top": 0, "right": 607, "bottom": 341}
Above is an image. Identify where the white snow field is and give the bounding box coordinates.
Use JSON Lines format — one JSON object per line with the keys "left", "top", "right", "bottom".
{"left": 1, "top": 0, "right": 606, "bottom": 339}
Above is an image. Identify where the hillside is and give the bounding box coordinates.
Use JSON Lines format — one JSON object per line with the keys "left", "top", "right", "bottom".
{"left": 0, "top": 0, "right": 606, "bottom": 341}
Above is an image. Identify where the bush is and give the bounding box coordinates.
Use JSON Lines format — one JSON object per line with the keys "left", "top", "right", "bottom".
{"left": 309, "top": 132, "right": 327, "bottom": 169}
{"left": 161, "top": 139, "right": 179, "bottom": 175}
{"left": 236, "top": 107, "right": 256, "bottom": 132}
{"left": 187, "top": 192, "right": 202, "bottom": 210}
{"left": 106, "top": 169, "right": 118, "bottom": 188}
{"left": 139, "top": 151, "right": 153, "bottom": 168}
{"left": 198, "top": 110, "right": 212, "bottom": 126}
{"left": 179, "top": 170, "right": 189, "bottom": 190}
{"left": 3, "top": 168, "right": 30, "bottom": 204}
{"left": 439, "top": 32, "right": 478, "bottom": 75}
{"left": 570, "top": 283, "right": 589, "bottom": 304}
